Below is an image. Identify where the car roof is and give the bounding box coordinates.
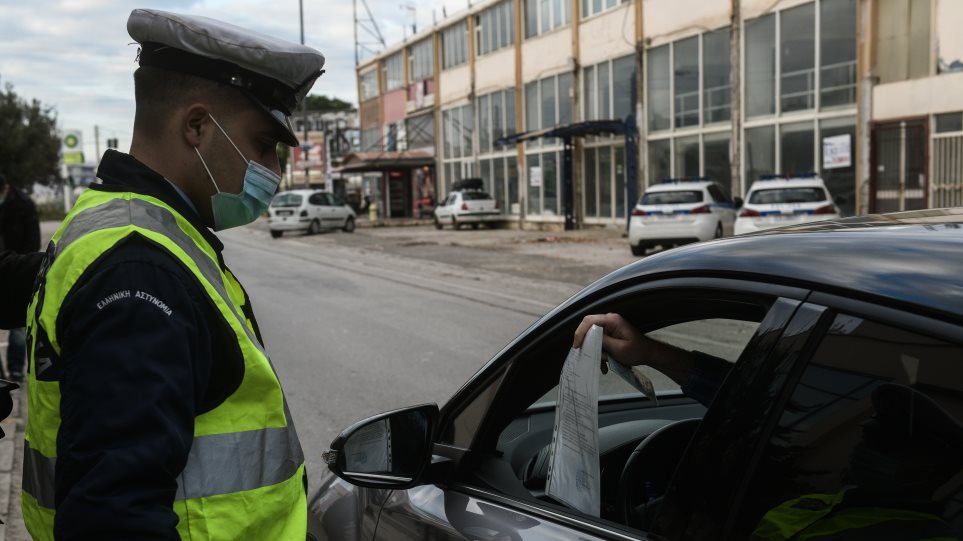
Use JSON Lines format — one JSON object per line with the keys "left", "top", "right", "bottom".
{"left": 572, "top": 208, "right": 963, "bottom": 321}
{"left": 747, "top": 178, "right": 827, "bottom": 191}
{"left": 645, "top": 181, "right": 713, "bottom": 193}
{"left": 274, "top": 189, "right": 319, "bottom": 196}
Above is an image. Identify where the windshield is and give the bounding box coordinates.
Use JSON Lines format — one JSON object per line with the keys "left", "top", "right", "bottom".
{"left": 271, "top": 193, "right": 303, "bottom": 208}
{"left": 640, "top": 191, "right": 703, "bottom": 205}
{"left": 461, "top": 192, "right": 493, "bottom": 201}
{"left": 748, "top": 187, "right": 827, "bottom": 205}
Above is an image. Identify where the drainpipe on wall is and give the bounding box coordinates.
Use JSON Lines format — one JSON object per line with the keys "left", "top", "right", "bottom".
{"left": 572, "top": 0, "right": 582, "bottom": 229}
{"left": 856, "top": 0, "right": 874, "bottom": 216}
{"left": 514, "top": 0, "right": 527, "bottom": 228}
{"left": 635, "top": 0, "right": 645, "bottom": 199}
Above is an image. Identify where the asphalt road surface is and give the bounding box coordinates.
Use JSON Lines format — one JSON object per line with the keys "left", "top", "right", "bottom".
{"left": 219, "top": 227, "right": 558, "bottom": 492}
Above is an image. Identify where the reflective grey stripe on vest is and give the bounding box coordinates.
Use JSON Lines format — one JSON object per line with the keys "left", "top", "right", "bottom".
{"left": 23, "top": 441, "right": 56, "bottom": 508}
{"left": 25, "top": 196, "right": 304, "bottom": 508}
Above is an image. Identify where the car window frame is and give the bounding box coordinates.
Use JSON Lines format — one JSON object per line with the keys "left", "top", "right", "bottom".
{"left": 431, "top": 277, "right": 811, "bottom": 538}
{"left": 308, "top": 192, "right": 327, "bottom": 206}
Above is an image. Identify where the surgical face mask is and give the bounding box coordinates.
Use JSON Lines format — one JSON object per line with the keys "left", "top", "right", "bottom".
{"left": 194, "top": 114, "right": 281, "bottom": 231}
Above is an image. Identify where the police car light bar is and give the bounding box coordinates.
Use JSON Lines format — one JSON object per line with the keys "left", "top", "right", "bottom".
{"left": 658, "top": 176, "right": 711, "bottom": 184}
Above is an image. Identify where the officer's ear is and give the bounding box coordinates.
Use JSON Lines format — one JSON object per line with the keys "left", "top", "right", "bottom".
{"left": 182, "top": 103, "right": 212, "bottom": 148}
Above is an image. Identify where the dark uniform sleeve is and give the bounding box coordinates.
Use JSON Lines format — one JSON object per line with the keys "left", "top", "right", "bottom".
{"left": 0, "top": 250, "right": 42, "bottom": 329}
{"left": 53, "top": 250, "right": 215, "bottom": 540}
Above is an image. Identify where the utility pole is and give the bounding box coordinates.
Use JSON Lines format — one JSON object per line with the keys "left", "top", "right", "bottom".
{"left": 729, "top": 0, "right": 743, "bottom": 199}
{"left": 300, "top": 0, "right": 310, "bottom": 189}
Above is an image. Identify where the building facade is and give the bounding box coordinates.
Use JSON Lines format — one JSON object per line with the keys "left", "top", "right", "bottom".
{"left": 355, "top": 0, "right": 963, "bottom": 228}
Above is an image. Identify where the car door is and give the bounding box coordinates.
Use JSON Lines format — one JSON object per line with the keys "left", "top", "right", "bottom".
{"left": 373, "top": 277, "right": 810, "bottom": 540}
{"left": 717, "top": 295, "right": 963, "bottom": 540}
{"left": 307, "top": 192, "right": 327, "bottom": 226}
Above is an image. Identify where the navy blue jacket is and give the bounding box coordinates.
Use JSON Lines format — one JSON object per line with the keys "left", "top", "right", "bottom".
{"left": 44, "top": 150, "right": 250, "bottom": 540}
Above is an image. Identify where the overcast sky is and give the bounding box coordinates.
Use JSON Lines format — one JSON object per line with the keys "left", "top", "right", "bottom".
{"left": 0, "top": 0, "right": 468, "bottom": 160}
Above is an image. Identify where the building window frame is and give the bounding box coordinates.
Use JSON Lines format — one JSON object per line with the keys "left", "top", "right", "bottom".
{"left": 360, "top": 69, "right": 379, "bottom": 100}
{"left": 409, "top": 39, "right": 434, "bottom": 82}
{"left": 581, "top": 0, "right": 628, "bottom": 21}
{"left": 476, "top": 1, "right": 515, "bottom": 57}
{"left": 442, "top": 21, "right": 469, "bottom": 70}
{"left": 524, "top": 0, "right": 571, "bottom": 39}
{"left": 382, "top": 53, "right": 404, "bottom": 92}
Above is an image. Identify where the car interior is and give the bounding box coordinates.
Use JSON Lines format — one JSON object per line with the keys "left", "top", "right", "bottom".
{"left": 448, "top": 289, "right": 775, "bottom": 533}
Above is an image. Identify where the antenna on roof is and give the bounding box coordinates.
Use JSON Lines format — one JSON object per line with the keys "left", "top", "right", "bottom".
{"left": 400, "top": 4, "right": 416, "bottom": 38}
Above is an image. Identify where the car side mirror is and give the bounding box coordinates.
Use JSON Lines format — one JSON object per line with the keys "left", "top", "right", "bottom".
{"left": 323, "top": 403, "right": 438, "bottom": 489}
{"left": 733, "top": 197, "right": 744, "bottom": 209}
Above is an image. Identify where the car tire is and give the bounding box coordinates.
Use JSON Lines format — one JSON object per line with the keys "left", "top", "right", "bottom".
{"left": 714, "top": 223, "right": 723, "bottom": 239}
{"left": 270, "top": 230, "right": 283, "bottom": 239}
{"left": 307, "top": 220, "right": 321, "bottom": 235}
{"left": 434, "top": 217, "right": 443, "bottom": 230}
{"left": 342, "top": 217, "right": 355, "bottom": 233}
{"left": 471, "top": 223, "right": 479, "bottom": 230}
{"left": 631, "top": 243, "right": 645, "bottom": 256}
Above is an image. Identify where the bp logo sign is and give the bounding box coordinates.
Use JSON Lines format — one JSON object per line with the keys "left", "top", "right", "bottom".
{"left": 64, "top": 133, "right": 80, "bottom": 149}
{"left": 62, "top": 130, "right": 85, "bottom": 165}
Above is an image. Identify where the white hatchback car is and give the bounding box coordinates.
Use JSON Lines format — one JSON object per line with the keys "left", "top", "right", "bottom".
{"left": 628, "top": 179, "right": 738, "bottom": 256}
{"left": 734, "top": 177, "right": 841, "bottom": 235}
{"left": 267, "top": 189, "right": 356, "bottom": 238}
{"left": 434, "top": 179, "right": 499, "bottom": 230}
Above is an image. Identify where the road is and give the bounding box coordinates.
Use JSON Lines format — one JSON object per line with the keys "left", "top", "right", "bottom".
{"left": 219, "top": 226, "right": 569, "bottom": 492}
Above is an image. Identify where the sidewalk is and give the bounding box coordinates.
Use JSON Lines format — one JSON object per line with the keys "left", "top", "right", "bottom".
{"left": 0, "top": 376, "right": 26, "bottom": 541}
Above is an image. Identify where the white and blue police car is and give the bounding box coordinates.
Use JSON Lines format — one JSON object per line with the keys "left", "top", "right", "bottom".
{"left": 628, "top": 178, "right": 738, "bottom": 256}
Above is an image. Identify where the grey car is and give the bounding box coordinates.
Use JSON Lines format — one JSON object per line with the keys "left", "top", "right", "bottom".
{"left": 309, "top": 209, "right": 963, "bottom": 540}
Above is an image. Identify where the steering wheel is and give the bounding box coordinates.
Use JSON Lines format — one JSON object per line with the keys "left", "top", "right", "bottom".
{"left": 618, "top": 418, "right": 701, "bottom": 530}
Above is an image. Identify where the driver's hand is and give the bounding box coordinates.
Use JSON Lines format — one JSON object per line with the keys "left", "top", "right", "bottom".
{"left": 573, "top": 313, "right": 647, "bottom": 374}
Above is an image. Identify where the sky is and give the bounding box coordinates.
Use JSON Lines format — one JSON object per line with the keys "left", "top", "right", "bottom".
{"left": 0, "top": 0, "right": 469, "bottom": 160}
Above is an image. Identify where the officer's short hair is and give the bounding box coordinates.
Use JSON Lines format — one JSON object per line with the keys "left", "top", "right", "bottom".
{"left": 132, "top": 66, "right": 252, "bottom": 135}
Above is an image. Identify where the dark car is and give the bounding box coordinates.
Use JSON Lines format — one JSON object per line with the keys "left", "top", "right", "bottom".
{"left": 309, "top": 209, "right": 963, "bottom": 541}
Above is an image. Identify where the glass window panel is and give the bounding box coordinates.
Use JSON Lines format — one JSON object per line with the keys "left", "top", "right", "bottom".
{"left": 613, "top": 55, "right": 637, "bottom": 121}
{"left": 647, "top": 46, "right": 671, "bottom": 130}
{"left": 480, "top": 159, "right": 492, "bottom": 195}
{"left": 540, "top": 0, "right": 551, "bottom": 34}
{"left": 780, "top": 4, "right": 816, "bottom": 112}
{"left": 462, "top": 104, "right": 474, "bottom": 158}
{"left": 599, "top": 147, "right": 612, "bottom": 217}
{"left": 615, "top": 146, "right": 626, "bottom": 218}
{"left": 780, "top": 121, "right": 815, "bottom": 174}
{"left": 703, "top": 133, "right": 731, "bottom": 192}
{"left": 525, "top": 0, "right": 538, "bottom": 38}
{"left": 599, "top": 63, "right": 612, "bottom": 120}
{"left": 703, "top": 28, "right": 731, "bottom": 123}
{"left": 674, "top": 135, "right": 700, "bottom": 177}
{"left": 606, "top": 0, "right": 617, "bottom": 8}
{"left": 505, "top": 89, "right": 516, "bottom": 136}
{"left": 508, "top": 156, "right": 519, "bottom": 213}
{"left": 541, "top": 77, "right": 556, "bottom": 129}
{"left": 525, "top": 82, "right": 540, "bottom": 148}
{"left": 491, "top": 92, "right": 504, "bottom": 149}
{"left": 584, "top": 147, "right": 598, "bottom": 217}
{"left": 746, "top": 15, "right": 776, "bottom": 117}
{"left": 819, "top": 117, "right": 856, "bottom": 216}
{"left": 563, "top": 0, "right": 571, "bottom": 25}
{"left": 528, "top": 153, "right": 541, "bottom": 215}
{"left": 442, "top": 110, "right": 451, "bottom": 158}
{"left": 648, "top": 139, "right": 671, "bottom": 185}
{"left": 745, "top": 125, "right": 775, "bottom": 185}
{"left": 479, "top": 95, "right": 491, "bottom": 154}
{"left": 593, "top": 0, "right": 602, "bottom": 15}
{"left": 582, "top": 0, "right": 589, "bottom": 18}
{"left": 584, "top": 65, "right": 597, "bottom": 121}
{"left": 936, "top": 112, "right": 963, "bottom": 133}
{"left": 552, "top": 0, "right": 562, "bottom": 28}
{"left": 543, "top": 151, "right": 558, "bottom": 215}
{"left": 558, "top": 73, "right": 573, "bottom": 125}
{"left": 820, "top": 0, "right": 857, "bottom": 108}
{"left": 674, "top": 37, "right": 700, "bottom": 128}
{"left": 494, "top": 157, "right": 506, "bottom": 213}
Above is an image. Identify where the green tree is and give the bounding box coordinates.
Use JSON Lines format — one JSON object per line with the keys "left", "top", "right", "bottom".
{"left": 0, "top": 82, "right": 61, "bottom": 189}
{"left": 304, "top": 95, "right": 353, "bottom": 111}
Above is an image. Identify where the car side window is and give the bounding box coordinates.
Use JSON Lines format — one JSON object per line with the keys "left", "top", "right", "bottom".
{"left": 308, "top": 193, "right": 326, "bottom": 206}
{"left": 733, "top": 314, "right": 963, "bottom": 539}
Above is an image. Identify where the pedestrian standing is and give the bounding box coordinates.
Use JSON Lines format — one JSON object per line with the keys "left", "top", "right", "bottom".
{"left": 0, "top": 173, "right": 40, "bottom": 381}
{"left": 22, "top": 9, "right": 325, "bottom": 539}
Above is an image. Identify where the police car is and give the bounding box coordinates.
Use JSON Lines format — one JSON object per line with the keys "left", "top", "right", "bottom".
{"left": 734, "top": 175, "right": 841, "bottom": 235}
{"left": 628, "top": 178, "right": 738, "bottom": 256}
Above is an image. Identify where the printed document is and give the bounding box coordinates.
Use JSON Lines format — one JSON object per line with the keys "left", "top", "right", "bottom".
{"left": 545, "top": 324, "right": 602, "bottom": 516}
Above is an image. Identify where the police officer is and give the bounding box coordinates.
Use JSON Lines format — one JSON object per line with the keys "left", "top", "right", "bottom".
{"left": 752, "top": 384, "right": 963, "bottom": 541}
{"left": 23, "top": 9, "right": 324, "bottom": 539}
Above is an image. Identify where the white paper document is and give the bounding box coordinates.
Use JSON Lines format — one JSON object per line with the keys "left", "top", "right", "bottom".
{"left": 606, "top": 354, "right": 660, "bottom": 406}
{"left": 545, "top": 325, "right": 602, "bottom": 517}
